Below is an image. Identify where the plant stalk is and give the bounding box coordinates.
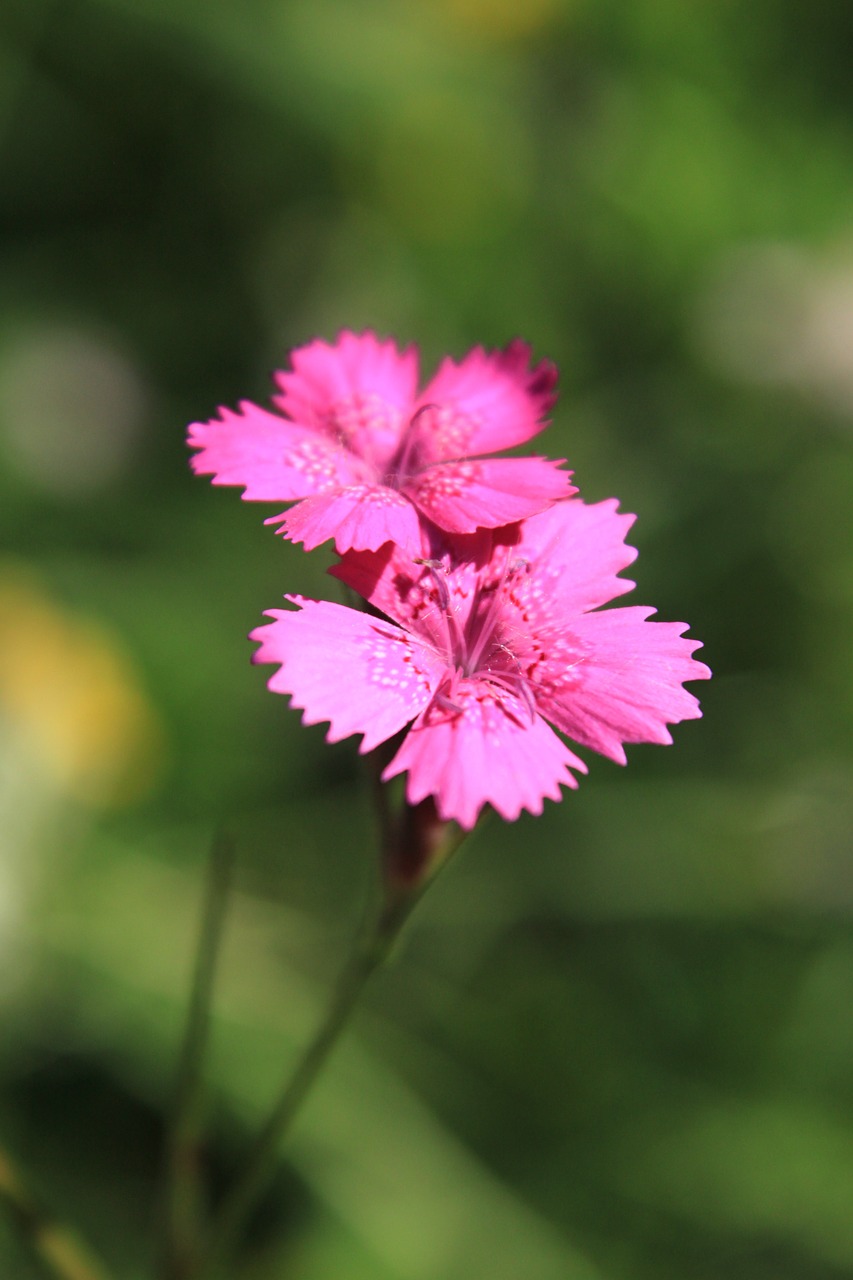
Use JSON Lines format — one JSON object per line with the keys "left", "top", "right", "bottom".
{"left": 161, "top": 831, "right": 236, "bottom": 1280}
{"left": 0, "top": 1146, "right": 113, "bottom": 1280}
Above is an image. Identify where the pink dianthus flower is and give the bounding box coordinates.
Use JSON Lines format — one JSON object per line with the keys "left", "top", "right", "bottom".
{"left": 250, "top": 499, "right": 711, "bottom": 829}
{"left": 188, "top": 330, "right": 572, "bottom": 555}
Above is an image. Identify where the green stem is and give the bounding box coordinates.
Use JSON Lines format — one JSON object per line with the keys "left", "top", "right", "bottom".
{"left": 198, "top": 795, "right": 468, "bottom": 1278}
{"left": 0, "top": 1145, "right": 112, "bottom": 1280}
{"left": 161, "top": 831, "right": 236, "bottom": 1280}
{"left": 199, "top": 891, "right": 414, "bottom": 1278}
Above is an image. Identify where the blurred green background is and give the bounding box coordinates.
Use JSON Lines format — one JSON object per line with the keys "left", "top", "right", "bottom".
{"left": 1, "top": 0, "right": 853, "bottom": 1276}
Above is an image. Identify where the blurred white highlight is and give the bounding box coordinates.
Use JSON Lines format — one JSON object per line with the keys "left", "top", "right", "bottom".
{"left": 0, "top": 324, "right": 147, "bottom": 494}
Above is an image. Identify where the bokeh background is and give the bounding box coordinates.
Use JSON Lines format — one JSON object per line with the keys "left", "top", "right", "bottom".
{"left": 2, "top": 0, "right": 853, "bottom": 1276}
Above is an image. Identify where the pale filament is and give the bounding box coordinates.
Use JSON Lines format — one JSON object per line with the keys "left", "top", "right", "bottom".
{"left": 414, "top": 558, "right": 467, "bottom": 665}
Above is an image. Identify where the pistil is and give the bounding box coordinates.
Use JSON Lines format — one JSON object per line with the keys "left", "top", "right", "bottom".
{"left": 389, "top": 403, "right": 438, "bottom": 485}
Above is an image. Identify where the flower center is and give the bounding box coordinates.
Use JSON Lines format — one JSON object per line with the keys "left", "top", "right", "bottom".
{"left": 326, "top": 392, "right": 402, "bottom": 472}
{"left": 386, "top": 402, "right": 478, "bottom": 487}
{"left": 465, "top": 554, "right": 530, "bottom": 675}
{"left": 416, "top": 553, "right": 537, "bottom": 723}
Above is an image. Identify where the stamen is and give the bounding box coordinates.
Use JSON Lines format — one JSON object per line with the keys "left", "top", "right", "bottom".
{"left": 481, "top": 670, "right": 537, "bottom": 725}
{"left": 433, "top": 691, "right": 464, "bottom": 717}
{"left": 427, "top": 669, "right": 464, "bottom": 720}
{"left": 413, "top": 558, "right": 451, "bottom": 612}
{"left": 413, "top": 558, "right": 466, "bottom": 664}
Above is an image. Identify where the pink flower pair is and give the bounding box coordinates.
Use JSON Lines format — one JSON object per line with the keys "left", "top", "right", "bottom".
{"left": 190, "top": 331, "right": 710, "bottom": 828}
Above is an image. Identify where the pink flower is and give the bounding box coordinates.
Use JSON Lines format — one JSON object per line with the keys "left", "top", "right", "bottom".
{"left": 250, "top": 499, "right": 711, "bottom": 829}
{"left": 188, "top": 330, "right": 573, "bottom": 555}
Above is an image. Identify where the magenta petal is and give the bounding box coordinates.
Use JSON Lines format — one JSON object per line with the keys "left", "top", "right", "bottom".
{"left": 251, "top": 598, "right": 441, "bottom": 753}
{"left": 539, "top": 606, "right": 712, "bottom": 764}
{"left": 414, "top": 340, "right": 558, "bottom": 461}
{"left": 511, "top": 498, "right": 639, "bottom": 615}
{"left": 330, "top": 539, "right": 459, "bottom": 639}
{"left": 279, "top": 484, "right": 426, "bottom": 554}
{"left": 188, "top": 402, "right": 367, "bottom": 500}
{"left": 383, "top": 686, "right": 587, "bottom": 829}
{"left": 407, "top": 457, "right": 574, "bottom": 532}
{"left": 273, "top": 330, "right": 418, "bottom": 440}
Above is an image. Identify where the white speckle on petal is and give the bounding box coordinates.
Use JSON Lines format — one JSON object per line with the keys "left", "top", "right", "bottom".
{"left": 413, "top": 462, "right": 478, "bottom": 510}
{"left": 340, "top": 484, "right": 409, "bottom": 509}
{"left": 287, "top": 439, "right": 342, "bottom": 490}
{"left": 414, "top": 404, "right": 479, "bottom": 458}
{"left": 363, "top": 627, "right": 434, "bottom": 698}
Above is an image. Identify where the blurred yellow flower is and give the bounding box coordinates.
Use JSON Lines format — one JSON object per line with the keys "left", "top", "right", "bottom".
{"left": 435, "top": 0, "right": 561, "bottom": 41}
{"left": 0, "top": 566, "right": 165, "bottom": 808}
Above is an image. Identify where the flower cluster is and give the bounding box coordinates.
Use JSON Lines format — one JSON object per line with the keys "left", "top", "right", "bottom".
{"left": 190, "top": 330, "right": 710, "bottom": 829}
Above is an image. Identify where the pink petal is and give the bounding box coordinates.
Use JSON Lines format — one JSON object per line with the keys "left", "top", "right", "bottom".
{"left": 536, "top": 606, "right": 711, "bottom": 764}
{"left": 251, "top": 598, "right": 442, "bottom": 753}
{"left": 277, "top": 484, "right": 426, "bottom": 554}
{"left": 413, "top": 339, "right": 557, "bottom": 462}
{"left": 383, "top": 684, "right": 587, "bottom": 829}
{"left": 272, "top": 331, "right": 419, "bottom": 467}
{"left": 406, "top": 457, "right": 573, "bottom": 532}
{"left": 331, "top": 538, "right": 483, "bottom": 642}
{"left": 188, "top": 402, "right": 367, "bottom": 500}
{"left": 510, "top": 498, "right": 639, "bottom": 616}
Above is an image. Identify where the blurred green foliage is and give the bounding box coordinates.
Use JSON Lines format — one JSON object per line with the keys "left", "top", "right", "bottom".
{"left": 1, "top": 0, "right": 852, "bottom": 1276}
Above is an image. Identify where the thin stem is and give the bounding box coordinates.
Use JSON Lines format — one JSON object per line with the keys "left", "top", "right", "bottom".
{"left": 0, "top": 1145, "right": 112, "bottom": 1280}
{"left": 161, "top": 831, "right": 236, "bottom": 1280}
{"left": 197, "top": 794, "right": 469, "bottom": 1279}
{"left": 199, "top": 892, "right": 413, "bottom": 1278}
